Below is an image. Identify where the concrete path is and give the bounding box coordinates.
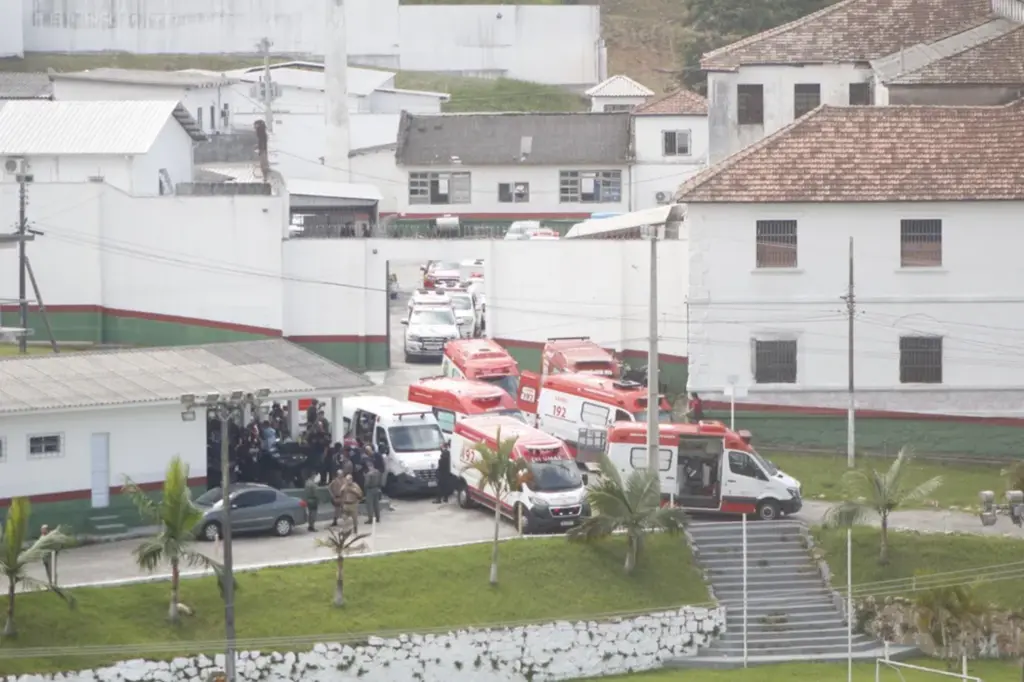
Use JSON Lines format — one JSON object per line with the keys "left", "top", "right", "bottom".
{"left": 794, "top": 499, "right": 1024, "bottom": 538}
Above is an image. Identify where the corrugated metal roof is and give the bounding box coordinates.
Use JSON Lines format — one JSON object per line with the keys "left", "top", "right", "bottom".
{"left": 0, "top": 339, "right": 372, "bottom": 415}
{"left": 51, "top": 68, "right": 237, "bottom": 89}
{"left": 0, "top": 73, "right": 52, "bottom": 99}
{"left": 0, "top": 100, "right": 205, "bottom": 155}
{"left": 585, "top": 75, "right": 655, "bottom": 98}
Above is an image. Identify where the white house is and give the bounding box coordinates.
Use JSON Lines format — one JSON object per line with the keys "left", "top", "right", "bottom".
{"left": 0, "top": 100, "right": 204, "bottom": 195}
{"left": 585, "top": 74, "right": 654, "bottom": 112}
{"left": 700, "top": 0, "right": 999, "bottom": 163}
{"left": 392, "top": 111, "right": 634, "bottom": 220}
{"left": 676, "top": 100, "right": 1024, "bottom": 418}
{"left": 48, "top": 68, "right": 237, "bottom": 134}
{"left": 630, "top": 89, "right": 709, "bottom": 210}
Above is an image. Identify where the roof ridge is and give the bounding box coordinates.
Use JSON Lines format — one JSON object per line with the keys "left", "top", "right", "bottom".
{"left": 674, "top": 105, "right": 830, "bottom": 201}
{"left": 887, "top": 19, "right": 1023, "bottom": 83}
{"left": 701, "top": 0, "right": 858, "bottom": 68}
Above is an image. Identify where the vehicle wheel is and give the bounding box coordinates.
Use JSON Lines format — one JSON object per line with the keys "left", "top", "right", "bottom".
{"left": 273, "top": 516, "right": 294, "bottom": 537}
{"left": 202, "top": 521, "right": 221, "bottom": 542}
{"left": 756, "top": 499, "right": 781, "bottom": 521}
{"left": 456, "top": 480, "right": 476, "bottom": 509}
{"left": 404, "top": 353, "right": 412, "bottom": 363}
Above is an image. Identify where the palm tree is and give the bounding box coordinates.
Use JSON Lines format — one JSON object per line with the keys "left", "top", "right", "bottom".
{"left": 914, "top": 581, "right": 989, "bottom": 664}
{"left": 316, "top": 526, "right": 369, "bottom": 607}
{"left": 824, "top": 447, "right": 943, "bottom": 565}
{"left": 568, "top": 455, "right": 688, "bottom": 574}
{"left": 124, "top": 456, "right": 227, "bottom": 624}
{"left": 0, "top": 498, "right": 75, "bottom": 638}
{"left": 462, "top": 428, "right": 528, "bottom": 585}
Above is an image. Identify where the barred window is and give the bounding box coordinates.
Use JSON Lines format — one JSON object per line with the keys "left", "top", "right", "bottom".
{"left": 28, "top": 434, "right": 63, "bottom": 459}
{"left": 900, "top": 336, "right": 942, "bottom": 384}
{"left": 756, "top": 220, "right": 798, "bottom": 268}
{"left": 408, "top": 172, "right": 471, "bottom": 205}
{"left": 737, "top": 84, "right": 764, "bottom": 125}
{"left": 794, "top": 83, "right": 821, "bottom": 118}
{"left": 753, "top": 339, "right": 797, "bottom": 384}
{"left": 559, "top": 170, "right": 622, "bottom": 203}
{"left": 662, "top": 130, "right": 691, "bottom": 156}
{"left": 900, "top": 219, "right": 942, "bottom": 267}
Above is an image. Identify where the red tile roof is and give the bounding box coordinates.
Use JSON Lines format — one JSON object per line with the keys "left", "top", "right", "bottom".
{"left": 633, "top": 89, "right": 708, "bottom": 115}
{"left": 674, "top": 100, "right": 1024, "bottom": 202}
{"left": 701, "top": 0, "right": 994, "bottom": 70}
{"left": 889, "top": 23, "right": 1024, "bottom": 84}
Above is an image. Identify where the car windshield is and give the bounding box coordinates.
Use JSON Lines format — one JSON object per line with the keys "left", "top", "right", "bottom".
{"left": 450, "top": 296, "right": 472, "bottom": 310}
{"left": 528, "top": 459, "right": 583, "bottom": 492}
{"left": 411, "top": 309, "right": 456, "bottom": 326}
{"left": 751, "top": 450, "right": 779, "bottom": 476}
{"left": 633, "top": 409, "right": 674, "bottom": 423}
{"left": 389, "top": 424, "right": 445, "bottom": 453}
{"left": 480, "top": 374, "right": 520, "bottom": 397}
{"left": 195, "top": 488, "right": 223, "bottom": 506}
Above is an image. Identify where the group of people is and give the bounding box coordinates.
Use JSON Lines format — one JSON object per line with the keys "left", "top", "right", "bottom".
{"left": 304, "top": 443, "right": 387, "bottom": 533}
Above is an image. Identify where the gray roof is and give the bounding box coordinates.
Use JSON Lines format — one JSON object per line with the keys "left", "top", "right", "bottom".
{"left": 0, "top": 73, "right": 52, "bottom": 99}
{"left": 49, "top": 68, "right": 237, "bottom": 89}
{"left": 0, "top": 339, "right": 372, "bottom": 415}
{"left": 396, "top": 111, "right": 632, "bottom": 166}
{"left": 194, "top": 130, "right": 259, "bottom": 164}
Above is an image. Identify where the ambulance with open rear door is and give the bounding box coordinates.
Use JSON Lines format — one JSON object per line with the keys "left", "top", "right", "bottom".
{"left": 441, "top": 338, "right": 520, "bottom": 397}
{"left": 604, "top": 421, "right": 802, "bottom": 520}
{"left": 451, "top": 414, "right": 591, "bottom": 533}
{"left": 407, "top": 377, "right": 525, "bottom": 435}
{"left": 517, "top": 373, "right": 672, "bottom": 463}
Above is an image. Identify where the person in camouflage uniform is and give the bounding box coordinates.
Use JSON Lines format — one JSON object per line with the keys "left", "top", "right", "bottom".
{"left": 303, "top": 474, "right": 320, "bottom": 531}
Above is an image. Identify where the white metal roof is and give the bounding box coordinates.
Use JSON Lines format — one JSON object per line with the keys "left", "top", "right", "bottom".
{"left": 49, "top": 68, "right": 237, "bottom": 89}
{"left": 375, "top": 87, "right": 451, "bottom": 101}
{"left": 286, "top": 179, "right": 382, "bottom": 202}
{"left": 225, "top": 64, "right": 395, "bottom": 97}
{"left": 198, "top": 163, "right": 262, "bottom": 182}
{"left": 0, "top": 100, "right": 205, "bottom": 155}
{"left": 584, "top": 74, "right": 655, "bottom": 98}
{"left": 0, "top": 339, "right": 372, "bottom": 415}
{"left": 564, "top": 205, "right": 685, "bottom": 238}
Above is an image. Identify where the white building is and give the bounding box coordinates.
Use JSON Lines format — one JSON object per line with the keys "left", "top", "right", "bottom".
{"left": 0, "top": 340, "right": 371, "bottom": 533}
{"left": 391, "top": 111, "right": 634, "bottom": 220}
{"left": 631, "top": 89, "right": 708, "bottom": 209}
{"left": 676, "top": 100, "right": 1024, "bottom": 417}
{"left": 586, "top": 75, "right": 654, "bottom": 112}
{"left": 700, "top": 0, "right": 1003, "bottom": 163}
{"left": 48, "top": 69, "right": 237, "bottom": 134}
{"left": 0, "top": 100, "right": 204, "bottom": 195}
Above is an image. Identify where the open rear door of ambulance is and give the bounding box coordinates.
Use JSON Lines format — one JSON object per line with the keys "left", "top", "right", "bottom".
{"left": 516, "top": 371, "right": 541, "bottom": 426}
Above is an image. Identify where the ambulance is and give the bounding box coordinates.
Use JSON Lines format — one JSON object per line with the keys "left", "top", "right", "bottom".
{"left": 407, "top": 377, "right": 525, "bottom": 434}
{"left": 459, "top": 259, "right": 485, "bottom": 282}
{"left": 451, "top": 414, "right": 591, "bottom": 533}
{"left": 440, "top": 338, "right": 521, "bottom": 398}
{"left": 540, "top": 337, "right": 620, "bottom": 378}
{"left": 604, "top": 421, "right": 802, "bottom": 520}
{"left": 517, "top": 373, "right": 672, "bottom": 463}
{"left": 341, "top": 396, "right": 447, "bottom": 496}
{"left": 422, "top": 261, "right": 462, "bottom": 289}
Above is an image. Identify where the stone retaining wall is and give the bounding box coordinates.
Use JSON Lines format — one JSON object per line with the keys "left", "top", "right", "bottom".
{"left": 5, "top": 606, "right": 725, "bottom": 682}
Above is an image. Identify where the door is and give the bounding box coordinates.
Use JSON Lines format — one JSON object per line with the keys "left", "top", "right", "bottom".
{"left": 90, "top": 433, "right": 111, "bottom": 508}
{"left": 517, "top": 370, "right": 541, "bottom": 418}
{"left": 231, "top": 489, "right": 276, "bottom": 530}
{"left": 721, "top": 451, "right": 763, "bottom": 515}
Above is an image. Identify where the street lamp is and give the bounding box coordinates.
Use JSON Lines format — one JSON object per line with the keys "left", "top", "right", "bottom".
{"left": 979, "top": 489, "right": 1024, "bottom": 527}
{"left": 180, "top": 388, "right": 271, "bottom": 682}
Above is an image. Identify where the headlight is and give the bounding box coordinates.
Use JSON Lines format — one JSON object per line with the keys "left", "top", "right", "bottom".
{"left": 528, "top": 495, "right": 549, "bottom": 507}
{"left": 391, "top": 459, "right": 411, "bottom": 475}
{"left": 407, "top": 334, "right": 421, "bottom": 342}
{"left": 787, "top": 487, "right": 800, "bottom": 499}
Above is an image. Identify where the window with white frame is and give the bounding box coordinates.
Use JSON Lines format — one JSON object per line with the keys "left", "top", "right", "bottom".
{"left": 662, "top": 130, "right": 692, "bottom": 156}
{"left": 28, "top": 434, "right": 63, "bottom": 459}
{"left": 752, "top": 339, "right": 797, "bottom": 384}
{"left": 629, "top": 447, "right": 673, "bottom": 471}
{"left": 580, "top": 402, "right": 610, "bottom": 426}
{"left": 408, "top": 172, "right": 472, "bottom": 205}
{"left": 559, "top": 170, "right": 622, "bottom": 203}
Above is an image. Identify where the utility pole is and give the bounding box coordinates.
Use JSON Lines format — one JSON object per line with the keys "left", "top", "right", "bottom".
{"left": 647, "top": 224, "right": 660, "bottom": 474}
{"left": 218, "top": 407, "right": 237, "bottom": 682}
{"left": 257, "top": 37, "right": 274, "bottom": 132}
{"left": 17, "top": 173, "right": 27, "bottom": 354}
{"left": 841, "top": 237, "right": 856, "bottom": 468}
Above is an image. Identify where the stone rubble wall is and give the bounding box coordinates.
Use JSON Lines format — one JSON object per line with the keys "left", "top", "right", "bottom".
{"left": 5, "top": 606, "right": 725, "bottom": 682}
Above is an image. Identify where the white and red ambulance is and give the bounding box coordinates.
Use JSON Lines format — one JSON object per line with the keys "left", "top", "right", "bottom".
{"left": 517, "top": 373, "right": 672, "bottom": 463}
{"left": 407, "top": 377, "right": 525, "bottom": 435}
{"left": 605, "top": 421, "right": 802, "bottom": 520}
{"left": 540, "top": 337, "right": 620, "bottom": 378}
{"left": 441, "top": 338, "right": 521, "bottom": 397}
{"left": 451, "top": 414, "right": 591, "bottom": 533}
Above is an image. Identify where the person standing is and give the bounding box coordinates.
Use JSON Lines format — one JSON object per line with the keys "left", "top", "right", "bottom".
{"left": 364, "top": 465, "right": 383, "bottom": 525}
{"left": 328, "top": 471, "right": 345, "bottom": 527}
{"left": 303, "top": 474, "right": 320, "bottom": 531}
{"left": 688, "top": 392, "right": 705, "bottom": 423}
{"left": 339, "top": 474, "right": 363, "bottom": 533}
{"left": 434, "top": 443, "right": 452, "bottom": 504}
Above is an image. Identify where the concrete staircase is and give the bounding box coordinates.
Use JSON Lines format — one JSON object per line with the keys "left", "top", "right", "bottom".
{"left": 668, "top": 519, "right": 918, "bottom": 669}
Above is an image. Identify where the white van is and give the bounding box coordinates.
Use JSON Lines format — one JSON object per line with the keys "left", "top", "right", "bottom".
{"left": 343, "top": 396, "right": 447, "bottom": 496}
{"left": 451, "top": 414, "right": 590, "bottom": 533}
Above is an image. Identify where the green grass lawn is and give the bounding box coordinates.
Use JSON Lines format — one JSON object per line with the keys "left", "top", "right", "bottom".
{"left": 582, "top": 658, "right": 1023, "bottom": 680}
{"left": 813, "top": 527, "right": 1024, "bottom": 609}
{"left": 0, "top": 53, "right": 585, "bottom": 113}
{"left": 767, "top": 451, "right": 1004, "bottom": 510}
{"left": 0, "top": 535, "right": 706, "bottom": 675}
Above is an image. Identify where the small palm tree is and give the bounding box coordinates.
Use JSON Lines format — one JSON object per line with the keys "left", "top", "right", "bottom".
{"left": 0, "top": 498, "right": 75, "bottom": 638}
{"left": 568, "top": 455, "right": 688, "bottom": 574}
{"left": 124, "top": 456, "right": 228, "bottom": 623}
{"left": 316, "top": 526, "right": 369, "bottom": 607}
{"left": 824, "top": 447, "right": 942, "bottom": 565}
{"left": 914, "top": 580, "right": 989, "bottom": 664}
{"left": 462, "top": 428, "right": 528, "bottom": 585}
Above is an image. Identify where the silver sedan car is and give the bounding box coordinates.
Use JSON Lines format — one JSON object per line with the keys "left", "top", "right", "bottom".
{"left": 194, "top": 483, "right": 308, "bottom": 541}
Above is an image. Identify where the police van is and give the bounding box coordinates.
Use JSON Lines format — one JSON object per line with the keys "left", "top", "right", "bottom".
{"left": 342, "top": 396, "right": 447, "bottom": 496}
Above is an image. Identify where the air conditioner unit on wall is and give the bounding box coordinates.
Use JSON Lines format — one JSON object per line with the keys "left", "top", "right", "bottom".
{"left": 4, "top": 157, "right": 26, "bottom": 175}
{"left": 654, "top": 190, "right": 672, "bottom": 205}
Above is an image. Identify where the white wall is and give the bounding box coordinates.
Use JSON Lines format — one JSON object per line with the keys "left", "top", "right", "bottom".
{"left": 368, "top": 89, "right": 444, "bottom": 115}
{"left": 131, "top": 118, "right": 195, "bottom": 193}
{"left": 351, "top": 149, "right": 401, "bottom": 213}
{"left": 632, "top": 114, "right": 708, "bottom": 210}
{"left": 707, "top": 64, "right": 873, "bottom": 162}
{"left": 397, "top": 164, "right": 632, "bottom": 217}
{"left": 0, "top": 405, "right": 205, "bottom": 500}
{"left": 0, "top": 0, "right": 24, "bottom": 57}
{"left": 686, "top": 201, "right": 1024, "bottom": 415}
{"left": 21, "top": 155, "right": 132, "bottom": 190}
